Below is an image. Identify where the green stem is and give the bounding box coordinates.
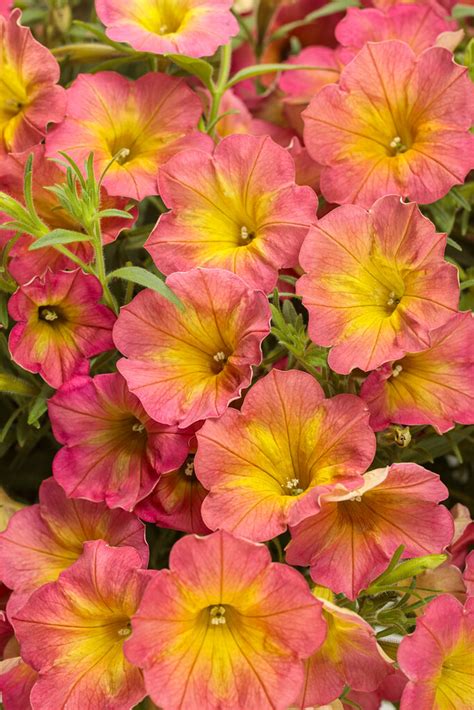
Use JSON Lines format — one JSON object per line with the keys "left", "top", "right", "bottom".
{"left": 92, "top": 224, "right": 119, "bottom": 314}
{"left": 207, "top": 43, "right": 233, "bottom": 135}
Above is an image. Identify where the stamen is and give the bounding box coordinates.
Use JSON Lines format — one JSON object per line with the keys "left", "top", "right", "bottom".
{"left": 210, "top": 605, "right": 226, "bottom": 625}
{"left": 184, "top": 461, "right": 194, "bottom": 477}
{"left": 213, "top": 351, "right": 227, "bottom": 363}
{"left": 392, "top": 364, "right": 403, "bottom": 378}
{"left": 284, "top": 478, "right": 304, "bottom": 495}
{"left": 40, "top": 308, "right": 59, "bottom": 322}
{"left": 132, "top": 422, "right": 145, "bottom": 433}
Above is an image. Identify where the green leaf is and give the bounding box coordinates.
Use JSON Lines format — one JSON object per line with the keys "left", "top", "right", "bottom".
{"left": 226, "top": 63, "right": 339, "bottom": 88}
{"left": 107, "top": 266, "right": 184, "bottom": 310}
{"left": 97, "top": 209, "right": 135, "bottom": 220}
{"left": 166, "top": 54, "right": 214, "bottom": 90}
{"left": 0, "top": 373, "right": 37, "bottom": 398}
{"left": 28, "top": 229, "right": 90, "bottom": 250}
{"left": 452, "top": 3, "right": 474, "bottom": 17}
{"left": 366, "top": 554, "right": 447, "bottom": 592}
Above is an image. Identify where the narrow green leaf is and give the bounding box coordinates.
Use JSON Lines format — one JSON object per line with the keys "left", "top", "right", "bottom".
{"left": 226, "top": 63, "right": 339, "bottom": 88}
{"left": 28, "top": 229, "right": 90, "bottom": 250}
{"left": 97, "top": 209, "right": 135, "bottom": 220}
{"left": 107, "top": 266, "right": 184, "bottom": 310}
{"left": 166, "top": 54, "right": 215, "bottom": 90}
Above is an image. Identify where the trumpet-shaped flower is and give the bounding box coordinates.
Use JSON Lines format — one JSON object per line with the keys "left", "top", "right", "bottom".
{"left": 398, "top": 594, "right": 474, "bottom": 710}
{"left": 361, "top": 312, "right": 474, "bottom": 433}
{"left": 297, "top": 196, "right": 459, "bottom": 373}
{"left": 298, "top": 592, "right": 392, "bottom": 707}
{"left": 303, "top": 41, "right": 474, "bottom": 206}
{"left": 287, "top": 464, "right": 454, "bottom": 599}
{"left": 96, "top": 0, "right": 238, "bottom": 58}
{"left": 146, "top": 135, "right": 317, "bottom": 292}
{"left": 195, "top": 369, "right": 375, "bottom": 541}
{"left": 336, "top": 6, "right": 455, "bottom": 59}
{"left": 0, "top": 478, "right": 148, "bottom": 611}
{"left": 125, "top": 530, "right": 326, "bottom": 710}
{"left": 48, "top": 373, "right": 191, "bottom": 511}
{"left": 114, "top": 268, "right": 270, "bottom": 427}
{"left": 135, "top": 456, "right": 210, "bottom": 534}
{"left": 0, "top": 146, "right": 136, "bottom": 284}
{"left": 12, "top": 541, "right": 151, "bottom": 710}
{"left": 45, "top": 71, "right": 210, "bottom": 200}
{"left": 8, "top": 269, "right": 115, "bottom": 389}
{"left": 0, "top": 10, "right": 66, "bottom": 156}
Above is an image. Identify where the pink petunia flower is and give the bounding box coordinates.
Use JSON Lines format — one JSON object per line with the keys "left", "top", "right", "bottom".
{"left": 195, "top": 369, "right": 376, "bottom": 541}
{"left": 297, "top": 195, "right": 459, "bottom": 374}
{"left": 135, "top": 454, "right": 210, "bottom": 534}
{"left": 8, "top": 269, "right": 115, "bottom": 389}
{"left": 398, "top": 594, "right": 474, "bottom": 709}
{"left": 48, "top": 373, "right": 192, "bottom": 511}
{"left": 303, "top": 41, "right": 474, "bottom": 206}
{"left": 45, "top": 71, "right": 211, "bottom": 200}
{"left": 0, "top": 145, "right": 136, "bottom": 284}
{"left": 0, "top": 10, "right": 66, "bottom": 157}
{"left": 11, "top": 541, "right": 151, "bottom": 710}
{"left": 0, "top": 478, "right": 148, "bottom": 613}
{"left": 114, "top": 268, "right": 270, "bottom": 427}
{"left": 286, "top": 464, "right": 454, "bottom": 599}
{"left": 146, "top": 135, "right": 317, "bottom": 292}
{"left": 361, "top": 312, "right": 474, "bottom": 433}
{"left": 96, "top": 0, "right": 238, "bottom": 58}
{"left": 336, "top": 6, "right": 457, "bottom": 60}
{"left": 125, "top": 530, "right": 327, "bottom": 710}
{"left": 298, "top": 590, "right": 392, "bottom": 707}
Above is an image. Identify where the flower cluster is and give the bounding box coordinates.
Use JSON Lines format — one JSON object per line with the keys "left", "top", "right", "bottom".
{"left": 0, "top": 1, "right": 473, "bottom": 709}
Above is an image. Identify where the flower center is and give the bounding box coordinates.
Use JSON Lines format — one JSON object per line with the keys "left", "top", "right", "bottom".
{"left": 39, "top": 306, "right": 62, "bottom": 323}
{"left": 389, "top": 135, "right": 408, "bottom": 155}
{"left": 239, "top": 225, "right": 255, "bottom": 245}
{"left": 284, "top": 478, "right": 304, "bottom": 496}
{"left": 209, "top": 605, "right": 227, "bottom": 626}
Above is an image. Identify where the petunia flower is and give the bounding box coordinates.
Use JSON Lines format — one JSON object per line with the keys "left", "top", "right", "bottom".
{"left": 48, "top": 373, "right": 192, "bottom": 511}
{"left": 146, "top": 134, "right": 317, "bottom": 292}
{"left": 360, "top": 312, "right": 474, "bottom": 433}
{"left": 8, "top": 269, "right": 115, "bottom": 389}
{"left": 135, "top": 454, "right": 210, "bottom": 534}
{"left": 11, "top": 541, "right": 151, "bottom": 710}
{"left": 297, "top": 590, "right": 392, "bottom": 707}
{"left": 0, "top": 656, "right": 37, "bottom": 710}
{"left": 297, "top": 195, "right": 459, "bottom": 374}
{"left": 0, "top": 145, "right": 136, "bottom": 284}
{"left": 45, "top": 71, "right": 211, "bottom": 200}
{"left": 286, "top": 464, "right": 454, "bottom": 599}
{"left": 0, "top": 478, "right": 148, "bottom": 612}
{"left": 398, "top": 594, "right": 474, "bottom": 709}
{"left": 194, "top": 369, "right": 376, "bottom": 542}
{"left": 0, "top": 10, "right": 66, "bottom": 156}
{"left": 114, "top": 268, "right": 271, "bottom": 427}
{"left": 96, "top": 0, "right": 238, "bottom": 58}
{"left": 303, "top": 40, "right": 474, "bottom": 206}
{"left": 125, "top": 530, "right": 327, "bottom": 710}
{"left": 336, "top": 6, "right": 456, "bottom": 59}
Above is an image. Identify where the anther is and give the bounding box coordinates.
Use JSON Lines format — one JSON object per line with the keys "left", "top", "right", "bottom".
{"left": 40, "top": 308, "right": 59, "bottom": 322}
{"left": 210, "top": 606, "right": 226, "bottom": 625}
